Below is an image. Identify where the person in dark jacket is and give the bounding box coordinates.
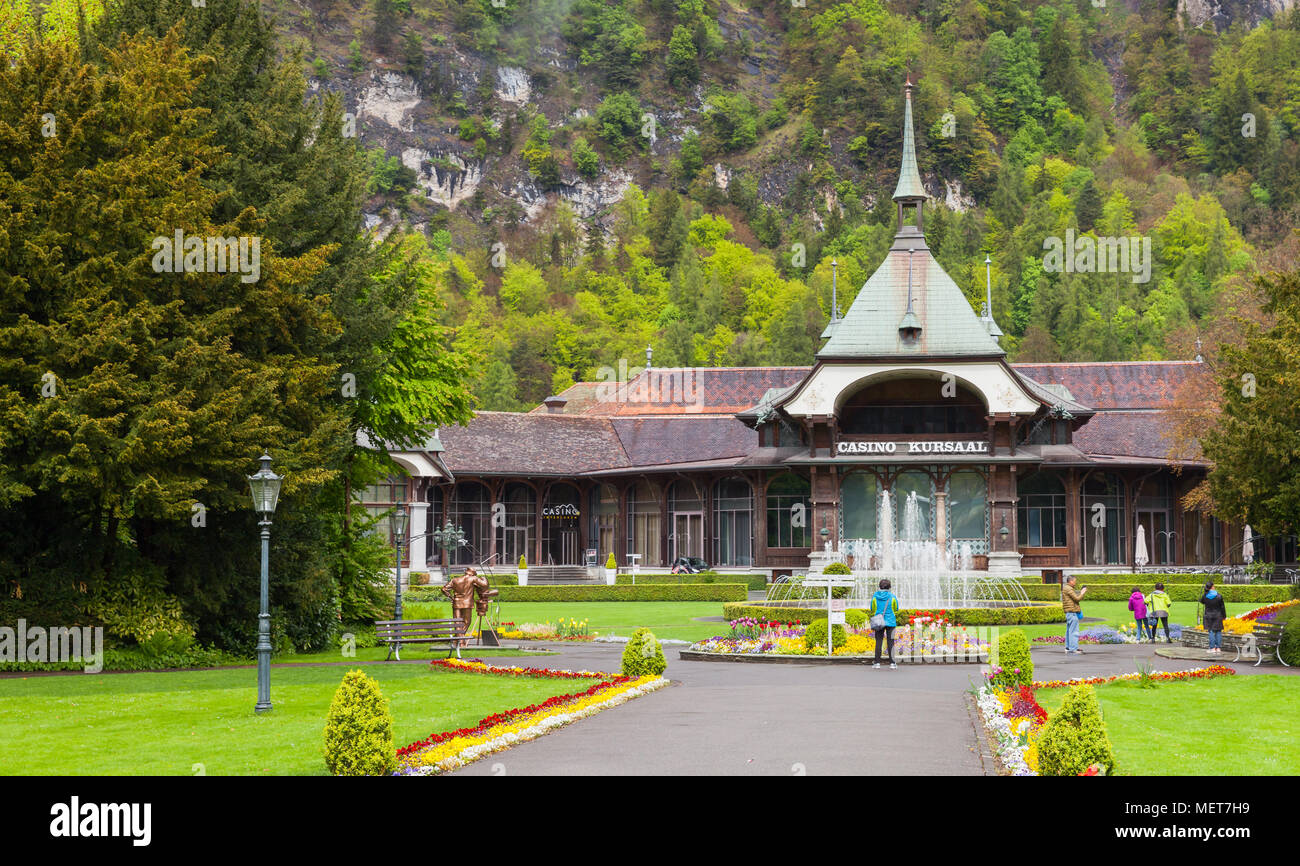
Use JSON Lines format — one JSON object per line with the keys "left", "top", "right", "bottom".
{"left": 1200, "top": 581, "right": 1228, "bottom": 654}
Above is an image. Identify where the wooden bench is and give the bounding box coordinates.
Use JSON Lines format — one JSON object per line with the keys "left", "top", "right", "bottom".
{"left": 1236, "top": 623, "right": 1291, "bottom": 667}
{"left": 374, "top": 618, "right": 468, "bottom": 661}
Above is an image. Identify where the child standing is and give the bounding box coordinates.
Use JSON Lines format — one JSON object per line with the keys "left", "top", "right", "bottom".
{"left": 1128, "top": 586, "right": 1150, "bottom": 641}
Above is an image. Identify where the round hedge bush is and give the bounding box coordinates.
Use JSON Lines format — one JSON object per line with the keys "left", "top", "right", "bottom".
{"left": 803, "top": 618, "right": 848, "bottom": 651}
{"left": 1276, "top": 605, "right": 1300, "bottom": 666}
{"left": 621, "top": 627, "right": 667, "bottom": 678}
{"left": 1036, "top": 684, "right": 1116, "bottom": 776}
{"left": 845, "top": 608, "right": 867, "bottom": 629}
{"left": 323, "top": 669, "right": 396, "bottom": 776}
{"left": 992, "top": 629, "right": 1033, "bottom": 688}
{"left": 823, "top": 562, "right": 852, "bottom": 575}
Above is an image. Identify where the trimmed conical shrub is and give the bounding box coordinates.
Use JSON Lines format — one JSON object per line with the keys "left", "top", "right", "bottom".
{"left": 993, "top": 628, "right": 1033, "bottom": 688}
{"left": 323, "top": 669, "right": 397, "bottom": 776}
{"left": 1036, "top": 684, "right": 1117, "bottom": 776}
{"left": 622, "top": 627, "right": 666, "bottom": 677}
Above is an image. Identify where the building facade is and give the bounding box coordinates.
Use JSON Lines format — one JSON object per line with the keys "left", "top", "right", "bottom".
{"left": 365, "top": 83, "right": 1292, "bottom": 578}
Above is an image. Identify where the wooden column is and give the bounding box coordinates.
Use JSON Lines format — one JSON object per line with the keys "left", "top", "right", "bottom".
{"left": 1065, "top": 470, "right": 1081, "bottom": 568}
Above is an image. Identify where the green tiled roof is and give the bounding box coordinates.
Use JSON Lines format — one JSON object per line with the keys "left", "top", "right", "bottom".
{"left": 892, "top": 82, "right": 926, "bottom": 201}
{"left": 817, "top": 250, "right": 1005, "bottom": 358}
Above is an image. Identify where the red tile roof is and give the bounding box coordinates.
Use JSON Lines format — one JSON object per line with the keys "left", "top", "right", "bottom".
{"left": 1011, "top": 361, "right": 1200, "bottom": 410}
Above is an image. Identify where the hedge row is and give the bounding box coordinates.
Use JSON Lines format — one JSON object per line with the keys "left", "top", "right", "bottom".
{"left": 1020, "top": 584, "right": 1291, "bottom": 603}
{"left": 720, "top": 603, "right": 1065, "bottom": 626}
{"left": 496, "top": 584, "right": 748, "bottom": 602}
{"left": 615, "top": 572, "right": 767, "bottom": 591}
{"left": 1016, "top": 573, "right": 1223, "bottom": 585}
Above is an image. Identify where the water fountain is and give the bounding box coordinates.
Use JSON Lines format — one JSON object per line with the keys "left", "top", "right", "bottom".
{"left": 766, "top": 488, "right": 1031, "bottom": 610}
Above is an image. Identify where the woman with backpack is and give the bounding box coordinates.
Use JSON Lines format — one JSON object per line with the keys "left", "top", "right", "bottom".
{"left": 1200, "top": 581, "right": 1228, "bottom": 654}
{"left": 870, "top": 578, "right": 900, "bottom": 670}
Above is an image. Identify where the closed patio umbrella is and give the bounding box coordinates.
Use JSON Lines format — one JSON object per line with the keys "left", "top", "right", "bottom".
{"left": 1092, "top": 524, "right": 1105, "bottom": 564}
{"left": 1243, "top": 524, "right": 1255, "bottom": 564}
{"left": 1134, "top": 523, "right": 1149, "bottom": 567}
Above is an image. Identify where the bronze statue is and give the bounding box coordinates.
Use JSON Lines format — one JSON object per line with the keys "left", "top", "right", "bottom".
{"left": 441, "top": 568, "right": 498, "bottom": 641}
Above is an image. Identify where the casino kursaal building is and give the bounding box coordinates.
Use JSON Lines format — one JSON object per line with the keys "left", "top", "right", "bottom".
{"left": 367, "top": 84, "right": 1295, "bottom": 581}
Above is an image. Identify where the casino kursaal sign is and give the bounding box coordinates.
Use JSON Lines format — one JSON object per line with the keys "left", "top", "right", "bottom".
{"left": 836, "top": 440, "right": 990, "bottom": 456}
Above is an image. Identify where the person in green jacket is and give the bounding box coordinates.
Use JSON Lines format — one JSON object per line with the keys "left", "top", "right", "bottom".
{"left": 1148, "top": 582, "right": 1173, "bottom": 643}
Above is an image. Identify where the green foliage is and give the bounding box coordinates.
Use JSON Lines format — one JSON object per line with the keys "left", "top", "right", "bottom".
{"left": 497, "top": 584, "right": 747, "bottom": 602}
{"left": 621, "top": 627, "right": 666, "bottom": 677}
{"left": 667, "top": 24, "right": 698, "bottom": 88}
{"left": 845, "top": 609, "right": 867, "bottom": 629}
{"left": 615, "top": 572, "right": 767, "bottom": 590}
{"left": 803, "top": 618, "right": 848, "bottom": 652}
{"left": 595, "top": 92, "right": 644, "bottom": 158}
{"left": 1277, "top": 606, "right": 1300, "bottom": 665}
{"left": 823, "top": 562, "right": 851, "bottom": 575}
{"left": 705, "top": 92, "right": 758, "bottom": 153}
{"left": 572, "top": 136, "right": 599, "bottom": 179}
{"left": 1020, "top": 584, "right": 1291, "bottom": 603}
{"left": 605, "top": 552, "right": 617, "bottom": 569}
{"left": 519, "top": 555, "right": 527, "bottom": 570}
{"left": 564, "top": 0, "right": 647, "bottom": 86}
{"left": 1204, "top": 267, "right": 1300, "bottom": 536}
{"left": 1037, "top": 684, "right": 1117, "bottom": 777}
{"left": 322, "top": 670, "right": 397, "bottom": 776}
{"left": 992, "top": 629, "right": 1033, "bottom": 688}
{"left": 348, "top": 37, "right": 365, "bottom": 72}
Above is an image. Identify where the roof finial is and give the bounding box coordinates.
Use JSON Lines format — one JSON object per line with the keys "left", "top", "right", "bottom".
{"left": 893, "top": 76, "right": 926, "bottom": 203}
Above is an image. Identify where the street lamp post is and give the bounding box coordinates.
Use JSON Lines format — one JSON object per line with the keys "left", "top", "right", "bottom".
{"left": 392, "top": 504, "right": 409, "bottom": 621}
{"left": 247, "top": 453, "right": 283, "bottom": 714}
{"left": 429, "top": 522, "right": 467, "bottom": 578}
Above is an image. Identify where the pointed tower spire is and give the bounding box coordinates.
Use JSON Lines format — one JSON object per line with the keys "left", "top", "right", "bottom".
{"left": 891, "top": 77, "right": 928, "bottom": 249}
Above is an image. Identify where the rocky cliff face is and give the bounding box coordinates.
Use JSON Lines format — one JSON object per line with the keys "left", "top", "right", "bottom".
{"left": 1176, "top": 0, "right": 1296, "bottom": 29}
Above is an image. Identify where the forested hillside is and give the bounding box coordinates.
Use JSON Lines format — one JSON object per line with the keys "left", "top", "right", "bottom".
{"left": 10, "top": 0, "right": 1300, "bottom": 414}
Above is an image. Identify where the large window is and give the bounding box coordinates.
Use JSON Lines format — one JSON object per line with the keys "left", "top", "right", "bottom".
{"left": 713, "top": 478, "right": 753, "bottom": 566}
{"left": 766, "top": 473, "right": 811, "bottom": 549}
{"left": 839, "top": 379, "right": 985, "bottom": 435}
{"left": 590, "top": 484, "right": 619, "bottom": 564}
{"left": 893, "top": 470, "right": 934, "bottom": 541}
{"left": 840, "top": 472, "right": 879, "bottom": 541}
{"left": 448, "top": 481, "right": 490, "bottom": 566}
{"left": 628, "top": 481, "right": 663, "bottom": 567}
{"left": 1081, "top": 473, "right": 1126, "bottom": 566}
{"left": 357, "top": 475, "right": 409, "bottom": 562}
{"left": 495, "top": 483, "right": 536, "bottom": 567}
{"left": 948, "top": 470, "right": 988, "bottom": 553}
{"left": 1017, "top": 472, "right": 1066, "bottom": 548}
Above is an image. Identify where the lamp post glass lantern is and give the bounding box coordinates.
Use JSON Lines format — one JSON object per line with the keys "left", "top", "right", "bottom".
{"left": 393, "top": 504, "right": 408, "bottom": 621}
{"left": 246, "top": 453, "right": 283, "bottom": 714}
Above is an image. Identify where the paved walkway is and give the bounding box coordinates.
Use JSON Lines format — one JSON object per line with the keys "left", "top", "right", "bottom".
{"left": 449, "top": 639, "right": 1297, "bottom": 776}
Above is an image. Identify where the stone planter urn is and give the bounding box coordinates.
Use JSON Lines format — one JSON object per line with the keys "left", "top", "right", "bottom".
{"left": 518, "top": 568, "right": 528, "bottom": 586}
{"left": 605, "top": 567, "right": 617, "bottom": 585}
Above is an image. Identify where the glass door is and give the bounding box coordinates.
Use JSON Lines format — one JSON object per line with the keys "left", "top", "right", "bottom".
{"left": 673, "top": 513, "right": 703, "bottom": 561}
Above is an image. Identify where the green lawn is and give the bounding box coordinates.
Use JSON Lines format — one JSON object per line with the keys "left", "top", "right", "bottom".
{"left": 1035, "top": 675, "right": 1300, "bottom": 775}
{"left": 0, "top": 663, "right": 585, "bottom": 775}
{"left": 276, "top": 645, "right": 552, "bottom": 664}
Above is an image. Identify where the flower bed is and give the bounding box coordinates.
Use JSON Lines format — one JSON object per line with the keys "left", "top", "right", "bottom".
{"left": 975, "top": 683, "right": 1049, "bottom": 776}
{"left": 1032, "top": 623, "right": 1186, "bottom": 645}
{"left": 396, "top": 659, "right": 667, "bottom": 775}
{"left": 496, "top": 619, "right": 595, "bottom": 641}
{"left": 1031, "top": 665, "right": 1235, "bottom": 689}
{"left": 688, "top": 617, "right": 989, "bottom": 660}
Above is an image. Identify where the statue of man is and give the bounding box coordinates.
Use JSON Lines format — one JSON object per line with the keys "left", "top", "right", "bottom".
{"left": 440, "top": 567, "right": 497, "bottom": 637}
